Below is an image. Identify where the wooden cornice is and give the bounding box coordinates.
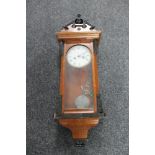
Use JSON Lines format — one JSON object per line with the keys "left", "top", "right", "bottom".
{"left": 56, "top": 31, "right": 101, "bottom": 41}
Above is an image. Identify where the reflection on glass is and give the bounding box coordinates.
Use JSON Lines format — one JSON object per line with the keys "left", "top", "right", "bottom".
{"left": 63, "top": 46, "right": 94, "bottom": 111}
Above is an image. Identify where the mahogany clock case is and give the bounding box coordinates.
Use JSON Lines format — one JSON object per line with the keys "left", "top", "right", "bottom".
{"left": 55, "top": 21, "right": 102, "bottom": 144}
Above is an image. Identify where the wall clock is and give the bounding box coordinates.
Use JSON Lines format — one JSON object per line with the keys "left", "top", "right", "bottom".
{"left": 54, "top": 14, "right": 103, "bottom": 146}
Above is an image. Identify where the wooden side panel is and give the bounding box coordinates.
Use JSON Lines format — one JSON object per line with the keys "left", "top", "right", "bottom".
{"left": 94, "top": 54, "right": 99, "bottom": 95}
{"left": 59, "top": 55, "right": 64, "bottom": 95}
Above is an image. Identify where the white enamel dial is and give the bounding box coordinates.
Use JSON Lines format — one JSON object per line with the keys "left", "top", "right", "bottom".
{"left": 66, "top": 45, "right": 91, "bottom": 68}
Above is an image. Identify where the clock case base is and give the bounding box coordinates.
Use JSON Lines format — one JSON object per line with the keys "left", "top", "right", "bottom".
{"left": 54, "top": 94, "right": 103, "bottom": 146}
{"left": 59, "top": 117, "right": 99, "bottom": 146}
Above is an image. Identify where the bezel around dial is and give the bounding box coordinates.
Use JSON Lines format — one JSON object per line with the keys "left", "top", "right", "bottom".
{"left": 66, "top": 45, "right": 91, "bottom": 68}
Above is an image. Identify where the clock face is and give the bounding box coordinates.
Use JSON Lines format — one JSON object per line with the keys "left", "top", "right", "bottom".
{"left": 66, "top": 45, "right": 91, "bottom": 68}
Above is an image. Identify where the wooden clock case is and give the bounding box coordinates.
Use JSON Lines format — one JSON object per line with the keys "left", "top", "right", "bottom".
{"left": 54, "top": 15, "right": 103, "bottom": 146}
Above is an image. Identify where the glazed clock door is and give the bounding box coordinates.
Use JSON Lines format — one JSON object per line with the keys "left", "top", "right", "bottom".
{"left": 62, "top": 44, "right": 96, "bottom": 114}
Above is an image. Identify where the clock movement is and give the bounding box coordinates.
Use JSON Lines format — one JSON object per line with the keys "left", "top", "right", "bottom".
{"left": 54, "top": 14, "right": 103, "bottom": 146}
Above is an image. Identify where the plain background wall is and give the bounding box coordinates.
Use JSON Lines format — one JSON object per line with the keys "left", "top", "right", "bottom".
{"left": 27, "top": 0, "right": 128, "bottom": 154}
